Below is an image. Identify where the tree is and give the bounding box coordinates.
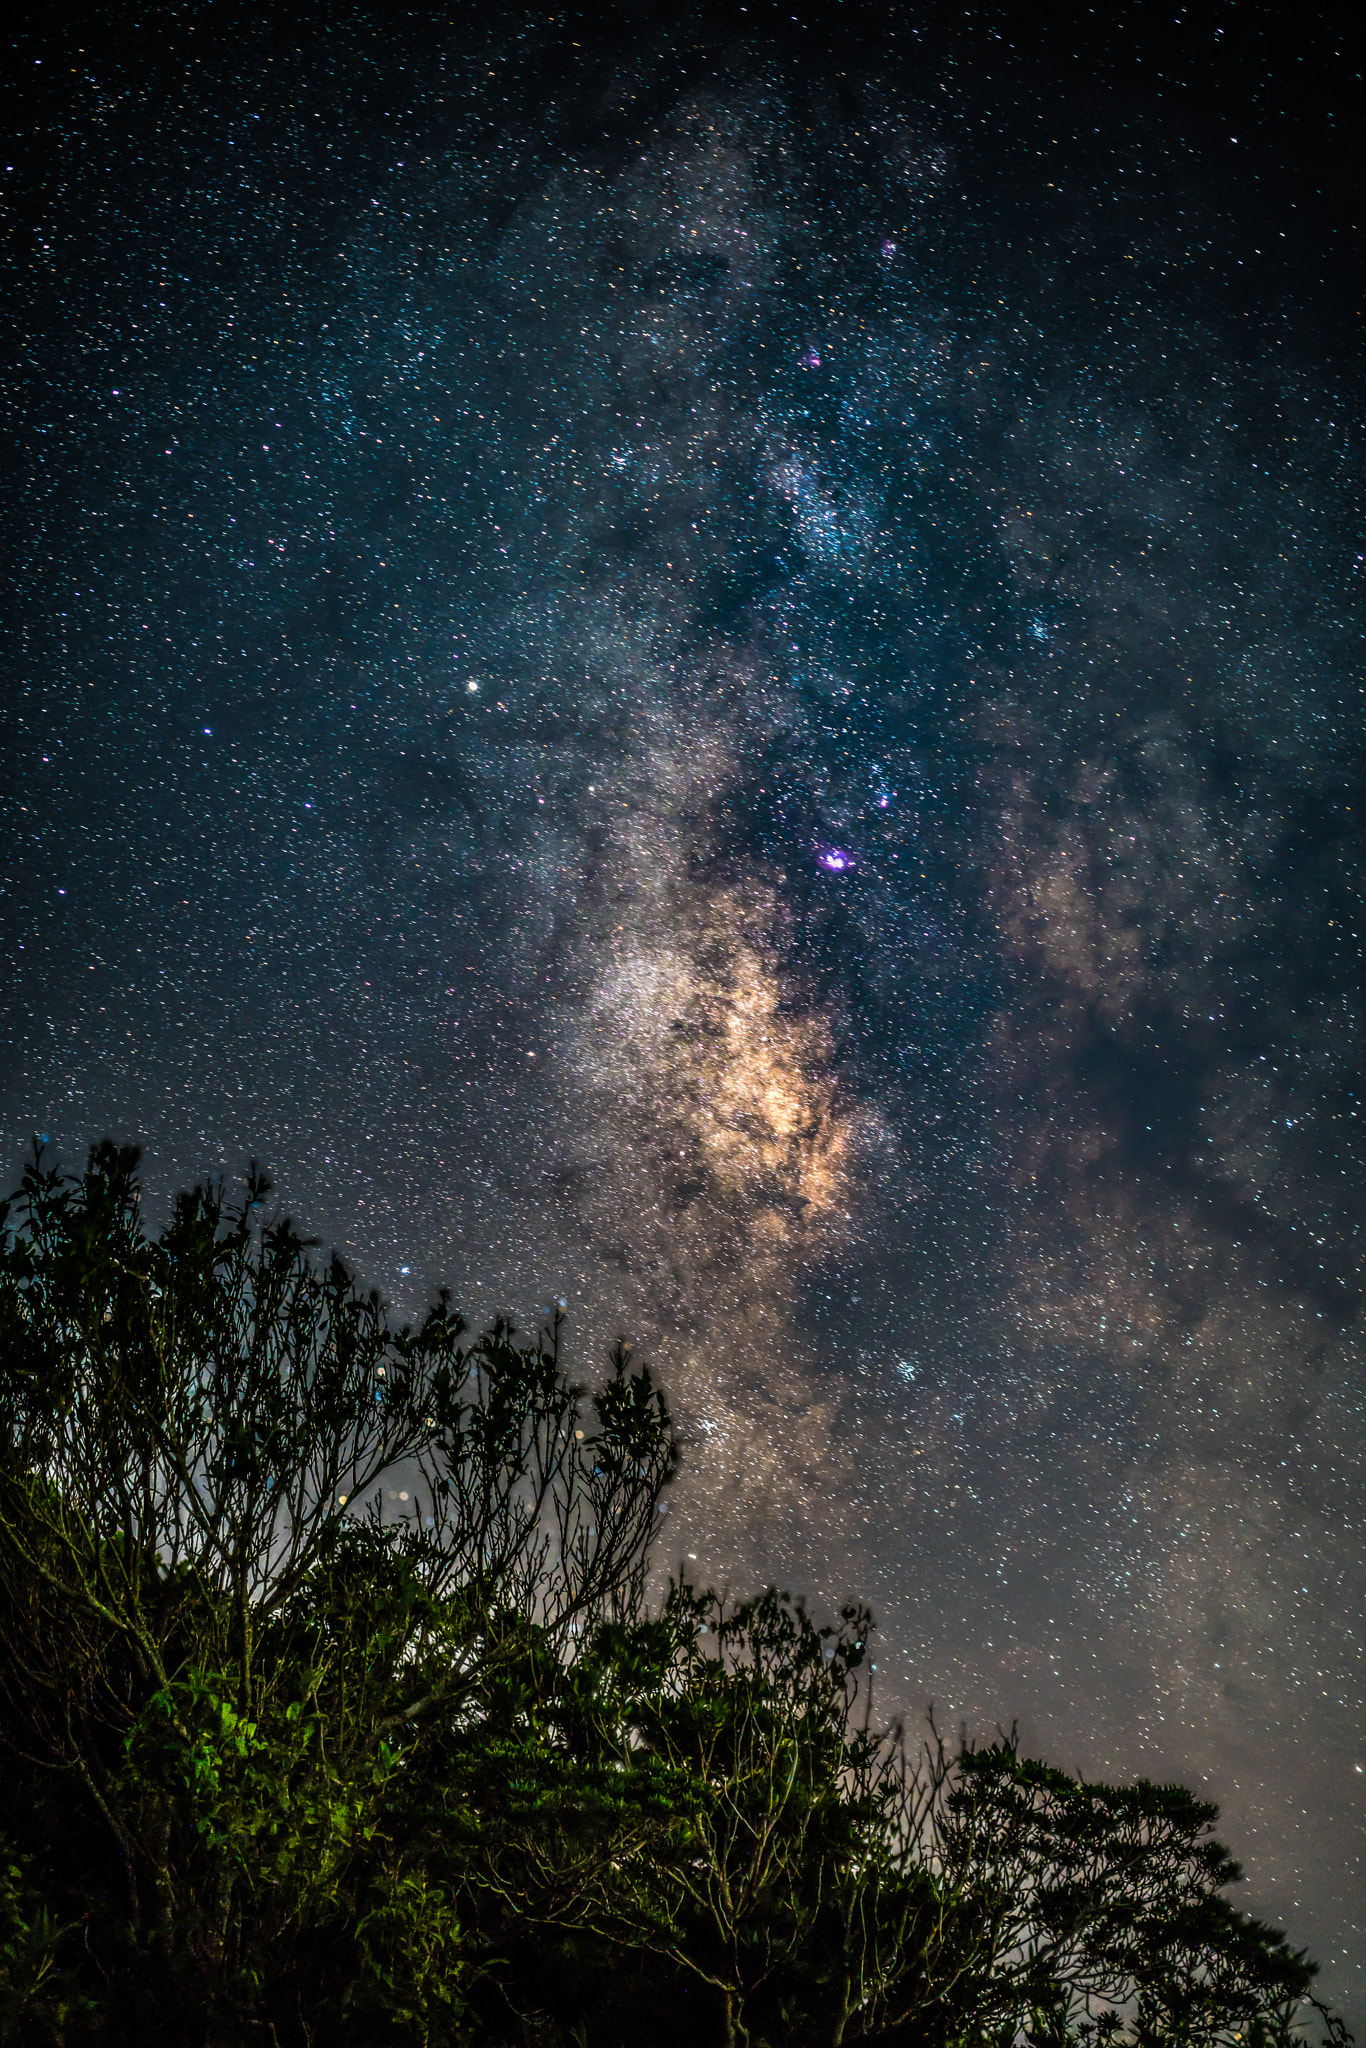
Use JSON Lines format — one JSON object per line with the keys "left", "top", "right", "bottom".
{"left": 920, "top": 1737, "right": 1350, "bottom": 2048}
{"left": 588, "top": 1584, "right": 940, "bottom": 2048}
{"left": 0, "top": 1141, "right": 675, "bottom": 2042}
{"left": 412, "top": 1580, "right": 942, "bottom": 2048}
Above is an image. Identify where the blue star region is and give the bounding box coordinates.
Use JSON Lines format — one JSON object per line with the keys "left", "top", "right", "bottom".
{"left": 3, "top": 0, "right": 1362, "bottom": 2018}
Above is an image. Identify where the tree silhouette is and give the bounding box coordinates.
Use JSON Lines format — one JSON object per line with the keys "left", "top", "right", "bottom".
{"left": 0, "top": 1141, "right": 674, "bottom": 2040}
{"left": 0, "top": 1141, "right": 1349, "bottom": 2048}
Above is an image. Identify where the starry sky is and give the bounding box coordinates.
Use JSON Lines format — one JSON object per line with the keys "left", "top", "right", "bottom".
{"left": 3, "top": 0, "right": 1363, "bottom": 2021}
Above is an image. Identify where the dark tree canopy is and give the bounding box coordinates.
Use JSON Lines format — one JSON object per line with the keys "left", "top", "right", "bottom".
{"left": 0, "top": 1144, "right": 1348, "bottom": 2048}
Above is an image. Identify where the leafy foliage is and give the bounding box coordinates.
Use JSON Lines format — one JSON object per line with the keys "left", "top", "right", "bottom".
{"left": 0, "top": 1143, "right": 1349, "bottom": 2048}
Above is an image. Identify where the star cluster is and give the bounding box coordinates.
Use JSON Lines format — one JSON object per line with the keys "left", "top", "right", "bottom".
{"left": 2, "top": 0, "right": 1362, "bottom": 2020}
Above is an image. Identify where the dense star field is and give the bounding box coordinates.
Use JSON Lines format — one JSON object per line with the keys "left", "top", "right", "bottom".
{"left": 3, "top": 0, "right": 1363, "bottom": 2022}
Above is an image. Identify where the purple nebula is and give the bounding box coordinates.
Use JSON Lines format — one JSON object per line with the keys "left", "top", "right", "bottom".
{"left": 818, "top": 847, "right": 852, "bottom": 873}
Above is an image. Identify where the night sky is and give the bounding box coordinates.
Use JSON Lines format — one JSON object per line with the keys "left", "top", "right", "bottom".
{"left": 4, "top": 0, "right": 1363, "bottom": 2022}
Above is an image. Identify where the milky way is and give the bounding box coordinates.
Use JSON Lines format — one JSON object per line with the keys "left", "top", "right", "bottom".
{"left": 3, "top": 0, "right": 1362, "bottom": 2020}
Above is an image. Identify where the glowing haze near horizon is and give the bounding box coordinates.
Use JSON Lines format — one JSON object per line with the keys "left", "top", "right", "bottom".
{"left": 3, "top": 0, "right": 1363, "bottom": 2021}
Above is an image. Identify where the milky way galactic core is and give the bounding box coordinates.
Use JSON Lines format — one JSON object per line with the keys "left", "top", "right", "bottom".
{"left": 3, "top": 0, "right": 1362, "bottom": 2020}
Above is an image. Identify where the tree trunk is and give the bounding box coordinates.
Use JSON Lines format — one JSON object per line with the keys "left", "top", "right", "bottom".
{"left": 824, "top": 1975, "right": 851, "bottom": 2048}
{"left": 717, "top": 1985, "right": 745, "bottom": 2048}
